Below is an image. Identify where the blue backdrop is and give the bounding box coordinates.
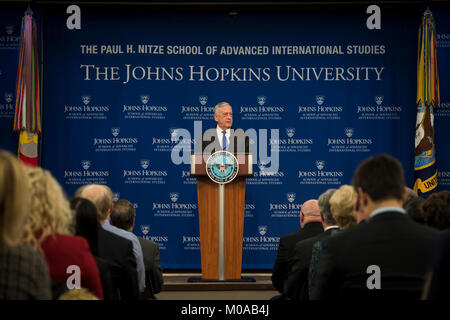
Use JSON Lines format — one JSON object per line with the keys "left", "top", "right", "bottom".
{"left": 1, "top": 3, "right": 450, "bottom": 269}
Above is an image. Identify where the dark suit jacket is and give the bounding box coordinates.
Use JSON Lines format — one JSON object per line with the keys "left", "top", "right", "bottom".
{"left": 284, "top": 227, "right": 338, "bottom": 300}
{"left": 311, "top": 211, "right": 438, "bottom": 300}
{"left": 98, "top": 226, "right": 139, "bottom": 300}
{"left": 138, "top": 237, "right": 164, "bottom": 299}
{"left": 271, "top": 222, "right": 323, "bottom": 293}
{"left": 196, "top": 127, "right": 250, "bottom": 155}
{"left": 94, "top": 256, "right": 115, "bottom": 301}
{"left": 427, "top": 229, "right": 450, "bottom": 299}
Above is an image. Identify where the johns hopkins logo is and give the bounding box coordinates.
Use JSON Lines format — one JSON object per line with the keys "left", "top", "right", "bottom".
{"left": 316, "top": 160, "right": 325, "bottom": 170}
{"left": 81, "top": 160, "right": 91, "bottom": 170}
{"left": 169, "top": 128, "right": 179, "bottom": 139}
{"left": 140, "top": 159, "right": 150, "bottom": 169}
{"left": 257, "top": 96, "right": 267, "bottom": 106}
{"left": 375, "top": 95, "right": 384, "bottom": 106}
{"left": 81, "top": 95, "right": 91, "bottom": 105}
{"left": 258, "top": 225, "right": 268, "bottom": 236}
{"left": 286, "top": 193, "right": 296, "bottom": 203}
{"left": 4, "top": 92, "right": 13, "bottom": 103}
{"left": 5, "top": 25, "right": 13, "bottom": 35}
{"left": 140, "top": 225, "right": 150, "bottom": 235}
{"left": 199, "top": 96, "right": 208, "bottom": 106}
{"left": 113, "top": 192, "right": 120, "bottom": 202}
{"left": 111, "top": 127, "right": 120, "bottom": 137}
{"left": 140, "top": 94, "right": 149, "bottom": 105}
{"left": 286, "top": 128, "right": 295, "bottom": 138}
{"left": 345, "top": 128, "right": 354, "bottom": 138}
{"left": 316, "top": 95, "right": 325, "bottom": 106}
{"left": 170, "top": 192, "right": 180, "bottom": 203}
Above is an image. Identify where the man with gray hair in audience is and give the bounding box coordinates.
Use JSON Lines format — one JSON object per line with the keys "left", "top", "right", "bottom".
{"left": 75, "top": 184, "right": 146, "bottom": 297}
{"left": 284, "top": 189, "right": 339, "bottom": 300}
{"left": 110, "top": 199, "right": 164, "bottom": 300}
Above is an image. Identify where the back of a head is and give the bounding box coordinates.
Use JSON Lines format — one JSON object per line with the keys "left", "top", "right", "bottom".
{"left": 110, "top": 199, "right": 135, "bottom": 231}
{"left": 406, "top": 197, "right": 425, "bottom": 225}
{"left": 318, "top": 188, "right": 337, "bottom": 225}
{"left": 422, "top": 190, "right": 450, "bottom": 230}
{"left": 71, "top": 197, "right": 100, "bottom": 256}
{"left": 352, "top": 154, "right": 405, "bottom": 202}
{"left": 329, "top": 185, "right": 357, "bottom": 229}
{"left": 58, "top": 288, "right": 99, "bottom": 300}
{"left": 76, "top": 184, "right": 113, "bottom": 222}
{"left": 22, "top": 165, "right": 72, "bottom": 248}
{"left": 301, "top": 199, "right": 321, "bottom": 224}
{"left": 403, "top": 187, "right": 419, "bottom": 209}
{"left": 0, "top": 150, "right": 29, "bottom": 248}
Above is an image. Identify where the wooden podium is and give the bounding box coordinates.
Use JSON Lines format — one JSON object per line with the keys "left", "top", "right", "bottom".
{"left": 190, "top": 153, "right": 253, "bottom": 280}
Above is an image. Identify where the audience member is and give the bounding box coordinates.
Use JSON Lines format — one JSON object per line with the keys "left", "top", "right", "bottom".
{"left": 308, "top": 185, "right": 359, "bottom": 297}
{"left": 75, "top": 184, "right": 140, "bottom": 299}
{"left": 404, "top": 188, "right": 425, "bottom": 224}
{"left": 22, "top": 167, "right": 103, "bottom": 299}
{"left": 406, "top": 197, "right": 425, "bottom": 225}
{"left": 310, "top": 154, "right": 438, "bottom": 299}
{"left": 271, "top": 199, "right": 323, "bottom": 297}
{"left": 111, "top": 199, "right": 164, "bottom": 300}
{"left": 0, "top": 151, "right": 52, "bottom": 300}
{"left": 284, "top": 189, "right": 339, "bottom": 300}
{"left": 329, "top": 185, "right": 357, "bottom": 229}
{"left": 71, "top": 197, "right": 116, "bottom": 300}
{"left": 58, "top": 288, "right": 99, "bottom": 300}
{"left": 422, "top": 190, "right": 450, "bottom": 230}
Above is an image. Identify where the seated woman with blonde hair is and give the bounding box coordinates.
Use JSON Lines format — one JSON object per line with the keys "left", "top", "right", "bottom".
{"left": 329, "top": 185, "right": 358, "bottom": 229}
{"left": 0, "top": 151, "right": 52, "bottom": 299}
{"left": 22, "top": 166, "right": 103, "bottom": 299}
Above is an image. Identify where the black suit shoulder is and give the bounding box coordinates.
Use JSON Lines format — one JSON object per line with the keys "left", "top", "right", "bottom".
{"left": 98, "top": 227, "right": 139, "bottom": 300}
{"left": 138, "top": 237, "right": 164, "bottom": 297}
{"left": 326, "top": 213, "right": 438, "bottom": 261}
{"left": 312, "top": 212, "right": 439, "bottom": 300}
{"left": 272, "top": 222, "right": 323, "bottom": 293}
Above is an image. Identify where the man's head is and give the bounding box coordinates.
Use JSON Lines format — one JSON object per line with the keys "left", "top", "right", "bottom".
{"left": 75, "top": 184, "right": 114, "bottom": 223}
{"left": 110, "top": 199, "right": 135, "bottom": 232}
{"left": 300, "top": 199, "right": 321, "bottom": 228}
{"left": 422, "top": 190, "right": 450, "bottom": 230}
{"left": 352, "top": 154, "right": 407, "bottom": 218}
{"left": 214, "top": 102, "right": 233, "bottom": 130}
{"left": 318, "top": 189, "right": 337, "bottom": 228}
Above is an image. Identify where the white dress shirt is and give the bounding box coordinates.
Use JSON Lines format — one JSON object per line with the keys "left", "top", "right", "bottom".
{"left": 216, "top": 126, "right": 231, "bottom": 150}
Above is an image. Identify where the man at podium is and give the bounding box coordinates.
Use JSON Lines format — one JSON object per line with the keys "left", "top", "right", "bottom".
{"left": 197, "top": 102, "right": 250, "bottom": 155}
{"left": 191, "top": 101, "right": 253, "bottom": 281}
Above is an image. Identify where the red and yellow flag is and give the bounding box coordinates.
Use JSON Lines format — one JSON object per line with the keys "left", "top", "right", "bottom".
{"left": 14, "top": 9, "right": 41, "bottom": 166}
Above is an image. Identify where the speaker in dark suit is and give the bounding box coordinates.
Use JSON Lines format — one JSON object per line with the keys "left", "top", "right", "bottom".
{"left": 271, "top": 199, "right": 323, "bottom": 294}
{"left": 311, "top": 154, "right": 439, "bottom": 300}
{"left": 198, "top": 127, "right": 250, "bottom": 155}
{"left": 195, "top": 102, "right": 250, "bottom": 155}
